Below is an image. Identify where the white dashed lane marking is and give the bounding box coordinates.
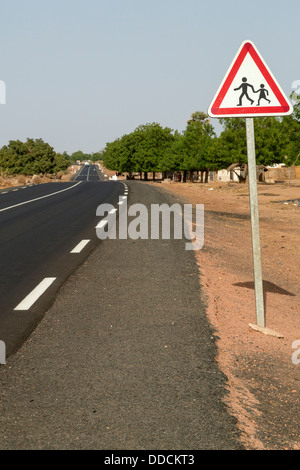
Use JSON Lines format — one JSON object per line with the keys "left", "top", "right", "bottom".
{"left": 95, "top": 219, "right": 108, "bottom": 229}
{"left": 70, "top": 240, "right": 91, "bottom": 254}
{"left": 14, "top": 278, "right": 57, "bottom": 311}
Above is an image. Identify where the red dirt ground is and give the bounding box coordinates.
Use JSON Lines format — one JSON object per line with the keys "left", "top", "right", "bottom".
{"left": 150, "top": 179, "right": 300, "bottom": 450}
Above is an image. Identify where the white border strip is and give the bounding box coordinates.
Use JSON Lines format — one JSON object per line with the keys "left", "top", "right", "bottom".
{"left": 14, "top": 278, "right": 56, "bottom": 311}
{"left": 0, "top": 340, "right": 5, "bottom": 365}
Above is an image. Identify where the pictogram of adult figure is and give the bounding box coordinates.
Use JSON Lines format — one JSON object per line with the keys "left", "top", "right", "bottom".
{"left": 255, "top": 84, "right": 271, "bottom": 106}
{"left": 234, "top": 77, "right": 255, "bottom": 106}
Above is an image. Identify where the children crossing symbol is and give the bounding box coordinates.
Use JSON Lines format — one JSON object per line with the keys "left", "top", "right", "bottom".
{"left": 234, "top": 77, "right": 255, "bottom": 106}
{"left": 234, "top": 78, "right": 272, "bottom": 107}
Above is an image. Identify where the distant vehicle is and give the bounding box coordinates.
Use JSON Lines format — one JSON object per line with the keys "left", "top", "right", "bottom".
{"left": 85, "top": 161, "right": 90, "bottom": 166}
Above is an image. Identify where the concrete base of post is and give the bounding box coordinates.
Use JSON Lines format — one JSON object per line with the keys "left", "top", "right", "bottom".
{"left": 249, "top": 323, "right": 284, "bottom": 338}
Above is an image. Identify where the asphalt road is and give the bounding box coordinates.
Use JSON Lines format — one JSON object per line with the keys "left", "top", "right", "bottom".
{"left": 73, "top": 163, "right": 106, "bottom": 182}
{"left": 0, "top": 165, "right": 124, "bottom": 356}
{"left": 0, "top": 179, "right": 243, "bottom": 450}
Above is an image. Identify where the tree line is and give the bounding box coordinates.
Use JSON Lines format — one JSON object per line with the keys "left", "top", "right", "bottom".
{"left": 102, "top": 101, "right": 300, "bottom": 180}
{"left": 0, "top": 139, "right": 104, "bottom": 176}
{"left": 1, "top": 99, "right": 299, "bottom": 178}
{"left": 0, "top": 138, "right": 69, "bottom": 176}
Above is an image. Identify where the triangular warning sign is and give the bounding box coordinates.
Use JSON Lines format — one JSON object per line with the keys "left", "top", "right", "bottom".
{"left": 208, "top": 40, "right": 293, "bottom": 118}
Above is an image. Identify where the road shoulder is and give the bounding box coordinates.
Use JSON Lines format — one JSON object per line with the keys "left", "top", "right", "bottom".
{"left": 0, "top": 181, "right": 242, "bottom": 450}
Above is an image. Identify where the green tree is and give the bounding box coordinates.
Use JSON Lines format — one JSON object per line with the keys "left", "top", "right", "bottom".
{"left": 71, "top": 150, "right": 86, "bottom": 162}
{"left": 132, "top": 123, "right": 175, "bottom": 178}
{"left": 24, "top": 138, "right": 57, "bottom": 174}
{"left": 0, "top": 138, "right": 68, "bottom": 175}
{"left": 102, "top": 134, "right": 137, "bottom": 174}
{"left": 215, "top": 118, "right": 247, "bottom": 168}
{"left": 180, "top": 112, "right": 215, "bottom": 173}
{"left": 215, "top": 116, "right": 290, "bottom": 168}
{"left": 53, "top": 153, "right": 69, "bottom": 173}
{"left": 158, "top": 130, "right": 183, "bottom": 173}
{"left": 90, "top": 152, "right": 103, "bottom": 162}
{"left": 280, "top": 96, "right": 300, "bottom": 166}
{"left": 102, "top": 123, "right": 175, "bottom": 178}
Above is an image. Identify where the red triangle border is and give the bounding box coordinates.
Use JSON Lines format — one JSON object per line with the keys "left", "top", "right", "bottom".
{"left": 210, "top": 42, "right": 291, "bottom": 116}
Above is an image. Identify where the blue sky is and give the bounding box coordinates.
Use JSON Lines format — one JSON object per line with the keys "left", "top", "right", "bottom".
{"left": 1, "top": 0, "right": 299, "bottom": 154}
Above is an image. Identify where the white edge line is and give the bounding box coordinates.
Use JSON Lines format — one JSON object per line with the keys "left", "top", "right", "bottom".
{"left": 70, "top": 239, "right": 91, "bottom": 254}
{"left": 0, "top": 182, "right": 82, "bottom": 213}
{"left": 14, "top": 277, "right": 56, "bottom": 311}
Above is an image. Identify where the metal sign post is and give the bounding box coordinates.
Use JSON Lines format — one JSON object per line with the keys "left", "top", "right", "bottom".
{"left": 245, "top": 118, "right": 265, "bottom": 328}
{"left": 208, "top": 40, "right": 293, "bottom": 336}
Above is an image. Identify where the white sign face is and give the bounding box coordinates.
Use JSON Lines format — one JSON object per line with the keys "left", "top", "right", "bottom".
{"left": 208, "top": 40, "right": 293, "bottom": 118}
